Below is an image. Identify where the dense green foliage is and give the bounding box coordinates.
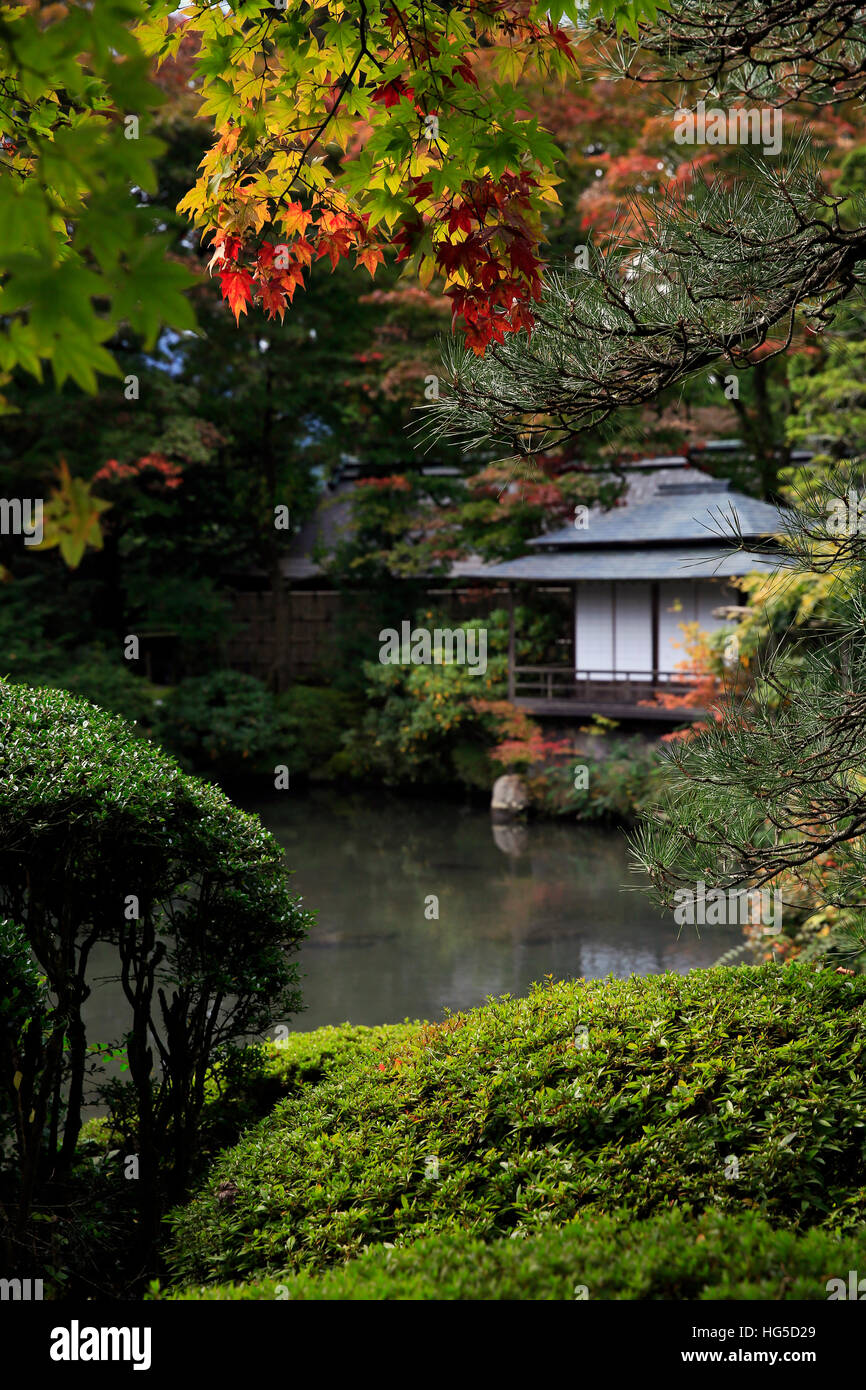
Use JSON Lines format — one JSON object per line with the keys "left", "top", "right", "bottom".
{"left": 274, "top": 684, "right": 361, "bottom": 779}
{"left": 0, "top": 682, "right": 311, "bottom": 1264}
{"left": 529, "top": 733, "right": 663, "bottom": 824}
{"left": 340, "top": 606, "right": 562, "bottom": 790}
{"left": 162, "top": 1208, "right": 865, "bottom": 1301}
{"left": 0, "top": 0, "right": 194, "bottom": 398}
{"left": 165, "top": 965, "right": 866, "bottom": 1290}
{"left": 155, "top": 670, "right": 282, "bottom": 772}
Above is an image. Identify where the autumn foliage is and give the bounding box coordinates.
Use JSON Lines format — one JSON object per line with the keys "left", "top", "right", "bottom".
{"left": 138, "top": 0, "right": 578, "bottom": 353}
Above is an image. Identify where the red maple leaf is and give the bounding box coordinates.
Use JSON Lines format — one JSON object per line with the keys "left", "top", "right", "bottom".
{"left": 219, "top": 267, "right": 254, "bottom": 322}
{"left": 393, "top": 217, "right": 424, "bottom": 262}
{"left": 447, "top": 205, "right": 473, "bottom": 235}
{"left": 371, "top": 78, "right": 414, "bottom": 108}
{"left": 259, "top": 280, "right": 288, "bottom": 320}
{"left": 408, "top": 180, "right": 434, "bottom": 204}
{"left": 548, "top": 23, "right": 578, "bottom": 65}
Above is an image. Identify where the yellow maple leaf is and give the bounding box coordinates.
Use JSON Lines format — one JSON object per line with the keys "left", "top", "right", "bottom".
{"left": 32, "top": 459, "right": 112, "bottom": 570}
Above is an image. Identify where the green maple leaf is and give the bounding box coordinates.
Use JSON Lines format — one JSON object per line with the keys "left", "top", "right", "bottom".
{"left": 34, "top": 460, "right": 113, "bottom": 569}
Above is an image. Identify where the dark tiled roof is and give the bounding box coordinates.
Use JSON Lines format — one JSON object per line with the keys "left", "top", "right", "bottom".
{"left": 529, "top": 473, "right": 784, "bottom": 549}
{"left": 472, "top": 546, "right": 785, "bottom": 582}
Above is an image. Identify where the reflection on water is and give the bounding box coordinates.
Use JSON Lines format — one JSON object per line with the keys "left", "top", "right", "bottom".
{"left": 82, "top": 789, "right": 737, "bottom": 1045}
{"left": 245, "top": 788, "right": 733, "bottom": 1033}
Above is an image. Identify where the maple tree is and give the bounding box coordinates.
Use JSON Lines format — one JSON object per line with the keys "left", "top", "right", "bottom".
{"left": 0, "top": 0, "right": 195, "bottom": 401}
{"left": 136, "top": 0, "right": 594, "bottom": 355}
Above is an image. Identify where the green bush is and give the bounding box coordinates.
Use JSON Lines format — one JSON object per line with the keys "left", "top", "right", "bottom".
{"left": 154, "top": 670, "right": 281, "bottom": 772}
{"left": 536, "top": 736, "right": 663, "bottom": 823}
{"left": 161, "top": 1208, "right": 866, "bottom": 1301}
{"left": 188, "top": 1023, "right": 422, "bottom": 1176}
{"left": 165, "top": 964, "right": 866, "bottom": 1288}
{"left": 0, "top": 681, "right": 311, "bottom": 1257}
{"left": 274, "top": 684, "right": 361, "bottom": 778}
{"left": 339, "top": 614, "right": 506, "bottom": 788}
{"left": 337, "top": 606, "right": 555, "bottom": 790}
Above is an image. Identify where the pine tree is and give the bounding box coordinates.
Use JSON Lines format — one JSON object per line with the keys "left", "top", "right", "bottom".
{"left": 424, "top": 6, "right": 866, "bottom": 456}
{"left": 426, "top": 4, "right": 866, "bottom": 951}
{"left": 631, "top": 461, "right": 866, "bottom": 954}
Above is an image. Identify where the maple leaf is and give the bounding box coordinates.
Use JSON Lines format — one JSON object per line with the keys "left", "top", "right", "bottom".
{"left": 371, "top": 79, "right": 414, "bottom": 108}
{"left": 219, "top": 267, "right": 254, "bottom": 321}
{"left": 463, "top": 318, "right": 493, "bottom": 355}
{"left": 356, "top": 244, "right": 386, "bottom": 277}
{"left": 273, "top": 264, "right": 306, "bottom": 302}
{"left": 548, "top": 24, "right": 578, "bottom": 65}
{"left": 33, "top": 459, "right": 112, "bottom": 570}
{"left": 318, "top": 209, "right": 356, "bottom": 235}
{"left": 316, "top": 229, "right": 354, "bottom": 269}
{"left": 205, "top": 231, "right": 242, "bottom": 276}
{"left": 206, "top": 238, "right": 226, "bottom": 276}
{"left": 508, "top": 239, "right": 542, "bottom": 278}
{"left": 408, "top": 180, "right": 434, "bottom": 204}
{"left": 291, "top": 236, "right": 315, "bottom": 268}
{"left": 393, "top": 218, "right": 424, "bottom": 263}
{"left": 453, "top": 59, "right": 478, "bottom": 87}
{"left": 447, "top": 205, "right": 473, "bottom": 235}
{"left": 280, "top": 201, "right": 314, "bottom": 238}
{"left": 259, "top": 280, "right": 288, "bottom": 320}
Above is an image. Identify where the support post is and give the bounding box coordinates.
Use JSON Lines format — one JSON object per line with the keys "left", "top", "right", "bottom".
{"left": 651, "top": 581, "right": 660, "bottom": 686}
{"left": 507, "top": 584, "right": 516, "bottom": 702}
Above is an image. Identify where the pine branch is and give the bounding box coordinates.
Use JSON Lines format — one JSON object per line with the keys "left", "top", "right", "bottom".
{"left": 590, "top": 0, "right": 866, "bottom": 107}
{"left": 419, "top": 141, "right": 866, "bottom": 456}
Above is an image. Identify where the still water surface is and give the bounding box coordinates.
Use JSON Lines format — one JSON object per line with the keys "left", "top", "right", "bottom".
{"left": 240, "top": 790, "right": 731, "bottom": 1031}
{"left": 83, "top": 790, "right": 735, "bottom": 1043}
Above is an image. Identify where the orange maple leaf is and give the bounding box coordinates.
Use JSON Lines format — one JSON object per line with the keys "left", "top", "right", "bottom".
{"left": 315, "top": 230, "right": 354, "bottom": 270}
{"left": 280, "top": 201, "right": 314, "bottom": 238}
{"left": 356, "top": 244, "right": 386, "bottom": 277}
{"left": 259, "top": 281, "right": 288, "bottom": 320}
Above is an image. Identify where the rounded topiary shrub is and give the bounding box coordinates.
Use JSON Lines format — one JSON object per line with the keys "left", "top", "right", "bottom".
{"left": 162, "top": 1208, "right": 866, "bottom": 1301}
{"left": 165, "top": 965, "right": 866, "bottom": 1288}
{"left": 0, "top": 681, "right": 312, "bottom": 1237}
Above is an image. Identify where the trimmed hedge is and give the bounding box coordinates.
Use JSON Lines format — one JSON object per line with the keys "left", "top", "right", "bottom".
{"left": 160, "top": 1208, "right": 866, "bottom": 1301}
{"left": 165, "top": 964, "right": 866, "bottom": 1289}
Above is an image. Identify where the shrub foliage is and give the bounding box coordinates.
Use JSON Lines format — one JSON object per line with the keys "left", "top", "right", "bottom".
{"left": 166, "top": 965, "right": 866, "bottom": 1288}
{"left": 0, "top": 682, "right": 311, "bottom": 1263}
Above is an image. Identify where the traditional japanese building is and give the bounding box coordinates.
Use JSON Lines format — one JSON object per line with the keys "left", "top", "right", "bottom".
{"left": 477, "top": 466, "right": 786, "bottom": 721}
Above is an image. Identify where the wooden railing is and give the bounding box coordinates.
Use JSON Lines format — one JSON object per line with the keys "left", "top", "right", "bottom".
{"left": 513, "top": 665, "right": 703, "bottom": 704}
